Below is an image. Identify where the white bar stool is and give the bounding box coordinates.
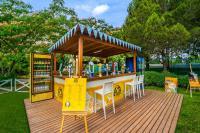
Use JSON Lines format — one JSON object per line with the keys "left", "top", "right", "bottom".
{"left": 125, "top": 75, "right": 138, "bottom": 101}
{"left": 138, "top": 75, "right": 145, "bottom": 96}
{"left": 94, "top": 81, "right": 115, "bottom": 120}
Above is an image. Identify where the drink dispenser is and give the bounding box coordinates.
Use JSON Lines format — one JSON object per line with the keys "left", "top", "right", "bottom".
{"left": 89, "top": 61, "right": 94, "bottom": 78}
{"left": 106, "top": 64, "right": 109, "bottom": 76}
{"left": 98, "top": 63, "right": 102, "bottom": 77}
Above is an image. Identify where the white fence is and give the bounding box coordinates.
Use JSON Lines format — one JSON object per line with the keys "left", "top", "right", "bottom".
{"left": 0, "top": 78, "right": 30, "bottom": 94}
{"left": 15, "top": 79, "right": 30, "bottom": 92}
{"left": 0, "top": 79, "right": 12, "bottom": 93}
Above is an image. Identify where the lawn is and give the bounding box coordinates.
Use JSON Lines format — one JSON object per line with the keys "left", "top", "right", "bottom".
{"left": 0, "top": 86, "right": 199, "bottom": 133}
{"left": 0, "top": 92, "right": 29, "bottom": 133}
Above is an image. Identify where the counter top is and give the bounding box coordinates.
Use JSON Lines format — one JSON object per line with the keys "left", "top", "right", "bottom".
{"left": 54, "top": 73, "right": 135, "bottom": 88}
{"left": 54, "top": 72, "right": 136, "bottom": 81}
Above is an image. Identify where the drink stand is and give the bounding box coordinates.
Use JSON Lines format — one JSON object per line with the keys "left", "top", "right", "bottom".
{"left": 29, "top": 24, "right": 142, "bottom": 132}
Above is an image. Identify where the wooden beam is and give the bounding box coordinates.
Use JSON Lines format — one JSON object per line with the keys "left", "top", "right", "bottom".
{"left": 57, "top": 34, "right": 78, "bottom": 51}
{"left": 78, "top": 37, "right": 83, "bottom": 76}
{"left": 133, "top": 50, "right": 137, "bottom": 73}
{"left": 72, "top": 41, "right": 94, "bottom": 54}
{"left": 85, "top": 47, "right": 127, "bottom": 57}
{"left": 83, "top": 41, "right": 95, "bottom": 49}
{"left": 62, "top": 42, "right": 77, "bottom": 52}
{"left": 83, "top": 45, "right": 109, "bottom": 55}
{"left": 82, "top": 35, "right": 132, "bottom": 52}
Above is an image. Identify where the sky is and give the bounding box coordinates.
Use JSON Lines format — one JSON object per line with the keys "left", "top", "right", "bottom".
{"left": 22, "top": 0, "right": 132, "bottom": 27}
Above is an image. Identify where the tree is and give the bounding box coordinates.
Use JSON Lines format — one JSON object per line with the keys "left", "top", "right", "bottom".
{"left": 123, "top": 0, "right": 160, "bottom": 70}
{"left": 0, "top": 0, "right": 78, "bottom": 77}
{"left": 123, "top": 0, "right": 190, "bottom": 71}
{"left": 0, "top": 0, "right": 115, "bottom": 78}
{"left": 173, "top": 0, "right": 200, "bottom": 62}
{"left": 78, "top": 17, "right": 114, "bottom": 33}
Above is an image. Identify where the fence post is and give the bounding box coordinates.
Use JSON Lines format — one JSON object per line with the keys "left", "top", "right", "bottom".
{"left": 11, "top": 79, "right": 13, "bottom": 91}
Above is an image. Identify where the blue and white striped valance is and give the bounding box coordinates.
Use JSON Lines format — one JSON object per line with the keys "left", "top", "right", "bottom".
{"left": 48, "top": 24, "right": 142, "bottom": 52}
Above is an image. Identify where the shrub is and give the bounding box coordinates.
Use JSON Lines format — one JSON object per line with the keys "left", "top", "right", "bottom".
{"left": 144, "top": 71, "right": 189, "bottom": 88}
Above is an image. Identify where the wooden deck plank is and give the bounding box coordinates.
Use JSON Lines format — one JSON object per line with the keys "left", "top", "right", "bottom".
{"left": 163, "top": 95, "right": 181, "bottom": 133}
{"left": 87, "top": 91, "right": 159, "bottom": 133}
{"left": 149, "top": 94, "right": 178, "bottom": 133}
{"left": 143, "top": 93, "right": 176, "bottom": 133}
{"left": 124, "top": 92, "right": 172, "bottom": 133}
{"left": 155, "top": 95, "right": 180, "bottom": 133}
{"left": 35, "top": 91, "right": 154, "bottom": 133}
{"left": 110, "top": 92, "right": 165, "bottom": 133}
{"left": 169, "top": 95, "right": 183, "bottom": 133}
{"left": 24, "top": 90, "right": 183, "bottom": 133}
{"left": 50, "top": 91, "right": 155, "bottom": 133}
{"left": 135, "top": 93, "right": 177, "bottom": 133}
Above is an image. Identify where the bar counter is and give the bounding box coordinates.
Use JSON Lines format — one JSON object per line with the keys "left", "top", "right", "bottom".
{"left": 54, "top": 73, "right": 135, "bottom": 113}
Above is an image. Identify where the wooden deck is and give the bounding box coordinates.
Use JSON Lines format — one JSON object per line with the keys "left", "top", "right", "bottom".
{"left": 24, "top": 90, "right": 183, "bottom": 133}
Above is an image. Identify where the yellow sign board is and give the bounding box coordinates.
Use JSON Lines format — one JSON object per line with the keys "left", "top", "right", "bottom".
{"left": 33, "top": 54, "right": 51, "bottom": 59}
{"left": 165, "top": 77, "right": 178, "bottom": 93}
{"left": 62, "top": 78, "right": 87, "bottom": 111}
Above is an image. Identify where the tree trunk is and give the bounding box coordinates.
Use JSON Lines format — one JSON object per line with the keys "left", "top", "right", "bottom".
{"left": 9, "top": 61, "right": 16, "bottom": 74}
{"left": 162, "top": 56, "right": 170, "bottom": 71}
{"left": 162, "top": 51, "right": 169, "bottom": 71}
{"left": 145, "top": 56, "right": 150, "bottom": 70}
{"left": 1, "top": 67, "right": 3, "bottom": 75}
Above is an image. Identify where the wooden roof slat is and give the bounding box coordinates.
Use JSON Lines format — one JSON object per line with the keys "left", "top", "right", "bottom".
{"left": 82, "top": 35, "right": 131, "bottom": 52}
{"left": 83, "top": 45, "right": 110, "bottom": 55}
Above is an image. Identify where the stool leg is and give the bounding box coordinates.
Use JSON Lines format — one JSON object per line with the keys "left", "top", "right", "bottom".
{"left": 125, "top": 84, "right": 127, "bottom": 99}
{"left": 132, "top": 86, "right": 135, "bottom": 102}
{"left": 112, "top": 93, "right": 115, "bottom": 114}
{"left": 190, "top": 88, "right": 192, "bottom": 97}
{"left": 84, "top": 116, "right": 88, "bottom": 133}
{"left": 60, "top": 115, "right": 65, "bottom": 133}
{"left": 139, "top": 84, "right": 142, "bottom": 97}
{"left": 102, "top": 95, "right": 106, "bottom": 119}
{"left": 129, "top": 85, "right": 132, "bottom": 97}
{"left": 94, "top": 93, "right": 97, "bottom": 113}
{"left": 137, "top": 85, "right": 139, "bottom": 99}
{"left": 142, "top": 83, "right": 145, "bottom": 96}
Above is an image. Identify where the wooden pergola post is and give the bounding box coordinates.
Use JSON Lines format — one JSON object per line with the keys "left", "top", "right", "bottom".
{"left": 53, "top": 52, "right": 57, "bottom": 75}
{"left": 78, "top": 37, "right": 83, "bottom": 76}
{"left": 133, "top": 50, "right": 137, "bottom": 73}
{"left": 73, "top": 55, "right": 76, "bottom": 76}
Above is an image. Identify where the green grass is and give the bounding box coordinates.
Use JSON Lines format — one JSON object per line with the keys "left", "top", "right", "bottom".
{"left": 0, "top": 92, "right": 29, "bottom": 133}
{"left": 146, "top": 86, "right": 200, "bottom": 133}
{"left": 0, "top": 87, "right": 200, "bottom": 132}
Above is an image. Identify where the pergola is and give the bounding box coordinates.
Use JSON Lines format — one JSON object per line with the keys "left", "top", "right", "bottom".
{"left": 48, "top": 24, "right": 142, "bottom": 76}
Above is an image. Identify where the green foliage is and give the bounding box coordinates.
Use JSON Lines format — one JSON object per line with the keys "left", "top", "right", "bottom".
{"left": 0, "top": 52, "right": 29, "bottom": 79}
{"left": 123, "top": 0, "right": 193, "bottom": 70}
{"left": 78, "top": 17, "right": 114, "bottom": 33}
{"left": 144, "top": 71, "right": 189, "bottom": 87}
{"left": 0, "top": 0, "right": 114, "bottom": 79}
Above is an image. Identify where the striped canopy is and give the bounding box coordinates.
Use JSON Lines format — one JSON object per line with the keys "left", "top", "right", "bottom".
{"left": 48, "top": 24, "right": 141, "bottom": 53}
